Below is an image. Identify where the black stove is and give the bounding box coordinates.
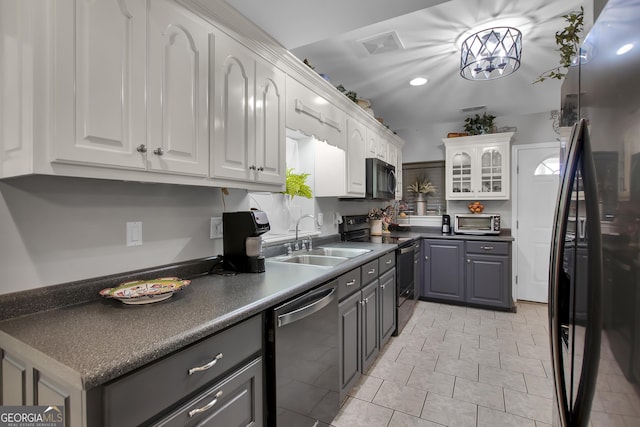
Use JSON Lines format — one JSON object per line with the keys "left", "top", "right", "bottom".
{"left": 340, "top": 215, "right": 417, "bottom": 335}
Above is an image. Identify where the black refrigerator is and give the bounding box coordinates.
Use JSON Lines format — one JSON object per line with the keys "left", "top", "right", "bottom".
{"left": 550, "top": 0, "right": 640, "bottom": 425}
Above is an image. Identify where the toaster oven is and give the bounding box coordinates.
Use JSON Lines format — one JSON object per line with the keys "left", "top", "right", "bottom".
{"left": 454, "top": 213, "right": 501, "bottom": 235}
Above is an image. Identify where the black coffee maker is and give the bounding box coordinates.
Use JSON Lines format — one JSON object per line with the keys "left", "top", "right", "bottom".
{"left": 441, "top": 214, "right": 451, "bottom": 234}
{"left": 223, "top": 211, "right": 270, "bottom": 273}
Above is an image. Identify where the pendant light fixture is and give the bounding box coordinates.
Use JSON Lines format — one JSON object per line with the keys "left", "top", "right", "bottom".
{"left": 460, "top": 27, "right": 522, "bottom": 80}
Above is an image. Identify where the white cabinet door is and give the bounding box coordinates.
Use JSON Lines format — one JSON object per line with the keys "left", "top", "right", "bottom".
{"left": 443, "top": 133, "right": 513, "bottom": 200}
{"left": 53, "top": 0, "right": 147, "bottom": 170}
{"left": 147, "top": 0, "right": 210, "bottom": 176}
{"left": 346, "top": 117, "right": 366, "bottom": 196}
{"left": 254, "top": 60, "right": 286, "bottom": 186}
{"left": 212, "top": 34, "right": 254, "bottom": 181}
{"left": 376, "top": 138, "right": 388, "bottom": 162}
{"left": 365, "top": 129, "right": 378, "bottom": 158}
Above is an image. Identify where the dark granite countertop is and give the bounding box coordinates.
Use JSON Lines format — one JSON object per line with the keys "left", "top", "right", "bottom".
{"left": 387, "top": 228, "right": 515, "bottom": 242}
{"left": 0, "top": 242, "right": 396, "bottom": 390}
{"left": 0, "top": 231, "right": 513, "bottom": 391}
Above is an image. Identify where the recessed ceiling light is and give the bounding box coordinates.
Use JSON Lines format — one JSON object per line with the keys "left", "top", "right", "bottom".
{"left": 409, "top": 77, "right": 428, "bottom": 86}
{"left": 617, "top": 43, "right": 634, "bottom": 55}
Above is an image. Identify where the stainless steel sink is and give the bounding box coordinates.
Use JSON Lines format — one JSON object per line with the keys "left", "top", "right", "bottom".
{"left": 307, "top": 247, "right": 371, "bottom": 258}
{"left": 270, "top": 254, "right": 348, "bottom": 267}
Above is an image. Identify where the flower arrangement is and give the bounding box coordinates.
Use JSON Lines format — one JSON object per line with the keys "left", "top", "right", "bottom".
{"left": 368, "top": 206, "right": 394, "bottom": 221}
{"left": 407, "top": 179, "right": 437, "bottom": 194}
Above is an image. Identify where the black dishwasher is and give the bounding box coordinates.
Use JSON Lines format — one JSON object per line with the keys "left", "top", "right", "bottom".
{"left": 266, "top": 280, "right": 339, "bottom": 426}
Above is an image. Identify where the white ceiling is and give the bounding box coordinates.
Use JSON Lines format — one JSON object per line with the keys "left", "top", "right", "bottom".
{"left": 225, "top": 0, "right": 588, "bottom": 132}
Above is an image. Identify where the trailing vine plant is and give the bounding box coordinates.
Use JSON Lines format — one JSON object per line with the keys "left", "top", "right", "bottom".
{"left": 534, "top": 7, "right": 584, "bottom": 83}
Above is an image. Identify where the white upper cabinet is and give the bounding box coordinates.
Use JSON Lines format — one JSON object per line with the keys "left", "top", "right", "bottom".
{"left": 212, "top": 34, "right": 285, "bottom": 188}
{"left": 345, "top": 116, "right": 366, "bottom": 196}
{"left": 50, "top": 0, "right": 210, "bottom": 177}
{"left": 254, "top": 60, "right": 286, "bottom": 186}
{"left": 147, "top": 0, "right": 210, "bottom": 176}
{"left": 53, "top": 0, "right": 147, "bottom": 170}
{"left": 285, "top": 76, "right": 345, "bottom": 150}
{"left": 443, "top": 132, "right": 514, "bottom": 200}
{"left": 366, "top": 129, "right": 379, "bottom": 158}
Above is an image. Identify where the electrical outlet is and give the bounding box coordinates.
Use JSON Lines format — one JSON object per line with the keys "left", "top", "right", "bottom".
{"left": 210, "top": 217, "right": 223, "bottom": 239}
{"left": 126, "top": 221, "right": 142, "bottom": 247}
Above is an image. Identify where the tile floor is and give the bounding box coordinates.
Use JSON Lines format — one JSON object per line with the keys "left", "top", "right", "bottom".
{"left": 331, "top": 300, "right": 553, "bottom": 427}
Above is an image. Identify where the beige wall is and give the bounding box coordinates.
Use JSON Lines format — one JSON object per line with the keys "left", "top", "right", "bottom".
{"left": 0, "top": 176, "right": 248, "bottom": 294}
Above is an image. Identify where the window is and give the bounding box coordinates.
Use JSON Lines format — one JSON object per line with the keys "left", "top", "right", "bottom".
{"left": 402, "top": 161, "right": 445, "bottom": 214}
{"left": 534, "top": 156, "right": 560, "bottom": 175}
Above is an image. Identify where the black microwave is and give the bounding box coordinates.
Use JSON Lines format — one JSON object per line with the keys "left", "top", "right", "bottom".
{"left": 366, "top": 158, "right": 396, "bottom": 200}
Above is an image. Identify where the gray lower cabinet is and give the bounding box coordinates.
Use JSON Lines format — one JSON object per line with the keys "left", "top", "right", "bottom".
{"left": 338, "top": 290, "right": 361, "bottom": 399}
{"left": 103, "top": 315, "right": 263, "bottom": 427}
{"left": 422, "top": 239, "right": 465, "bottom": 302}
{"left": 421, "top": 239, "right": 513, "bottom": 310}
{"left": 465, "top": 241, "right": 511, "bottom": 309}
{"left": 153, "top": 357, "right": 263, "bottom": 427}
{"left": 338, "top": 280, "right": 379, "bottom": 402}
{"left": 338, "top": 252, "right": 396, "bottom": 402}
{"left": 378, "top": 269, "right": 396, "bottom": 347}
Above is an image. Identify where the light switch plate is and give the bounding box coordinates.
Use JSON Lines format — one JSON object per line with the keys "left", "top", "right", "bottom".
{"left": 210, "top": 217, "right": 223, "bottom": 239}
{"left": 126, "top": 221, "right": 142, "bottom": 246}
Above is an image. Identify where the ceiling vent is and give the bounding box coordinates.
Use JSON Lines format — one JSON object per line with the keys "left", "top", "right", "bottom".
{"left": 360, "top": 31, "right": 404, "bottom": 55}
{"left": 460, "top": 105, "right": 487, "bottom": 113}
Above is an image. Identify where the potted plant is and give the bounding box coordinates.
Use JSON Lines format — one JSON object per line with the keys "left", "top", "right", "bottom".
{"left": 534, "top": 7, "right": 584, "bottom": 83}
{"left": 407, "top": 179, "right": 437, "bottom": 216}
{"left": 283, "top": 168, "right": 312, "bottom": 200}
{"left": 463, "top": 113, "right": 496, "bottom": 135}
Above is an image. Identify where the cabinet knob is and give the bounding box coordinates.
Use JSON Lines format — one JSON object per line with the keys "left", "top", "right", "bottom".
{"left": 424, "top": 256, "right": 429, "bottom": 261}
{"left": 467, "top": 259, "right": 471, "bottom": 263}
{"left": 153, "top": 147, "right": 164, "bottom": 156}
{"left": 360, "top": 300, "right": 365, "bottom": 306}
{"left": 380, "top": 284, "right": 386, "bottom": 289}
{"left": 249, "top": 165, "right": 256, "bottom": 170}
{"left": 136, "top": 144, "right": 147, "bottom": 153}
{"left": 258, "top": 166, "right": 264, "bottom": 172}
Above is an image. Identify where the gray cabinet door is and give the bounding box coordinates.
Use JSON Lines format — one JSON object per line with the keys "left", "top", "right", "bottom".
{"left": 422, "top": 240, "right": 465, "bottom": 302}
{"left": 338, "top": 291, "right": 361, "bottom": 401}
{"left": 378, "top": 269, "right": 396, "bottom": 346}
{"left": 466, "top": 254, "right": 510, "bottom": 308}
{"left": 361, "top": 280, "right": 379, "bottom": 373}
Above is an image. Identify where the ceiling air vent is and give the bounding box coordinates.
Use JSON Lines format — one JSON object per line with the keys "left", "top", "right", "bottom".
{"left": 360, "top": 31, "right": 404, "bottom": 55}
{"left": 460, "top": 105, "right": 487, "bottom": 113}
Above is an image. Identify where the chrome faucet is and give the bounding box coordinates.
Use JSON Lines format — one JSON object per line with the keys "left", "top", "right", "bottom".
{"left": 295, "top": 214, "right": 321, "bottom": 244}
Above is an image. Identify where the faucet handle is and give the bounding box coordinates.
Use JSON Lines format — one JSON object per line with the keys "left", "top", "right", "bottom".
{"left": 301, "top": 240, "right": 308, "bottom": 251}
{"left": 284, "top": 243, "right": 292, "bottom": 255}
{"left": 308, "top": 237, "right": 313, "bottom": 250}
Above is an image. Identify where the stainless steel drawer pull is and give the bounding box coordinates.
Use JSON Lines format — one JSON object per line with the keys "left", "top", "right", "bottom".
{"left": 368, "top": 268, "right": 376, "bottom": 274}
{"left": 188, "top": 353, "right": 223, "bottom": 375}
{"left": 188, "top": 390, "right": 223, "bottom": 417}
{"left": 481, "top": 246, "right": 494, "bottom": 250}
{"left": 385, "top": 260, "right": 392, "bottom": 264}
{"left": 346, "top": 280, "right": 357, "bottom": 286}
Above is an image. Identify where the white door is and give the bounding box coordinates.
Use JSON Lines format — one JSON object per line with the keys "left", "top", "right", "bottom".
{"left": 513, "top": 143, "right": 560, "bottom": 302}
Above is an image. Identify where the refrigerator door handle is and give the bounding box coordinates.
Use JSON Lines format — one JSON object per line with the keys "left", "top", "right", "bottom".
{"left": 549, "top": 122, "right": 580, "bottom": 426}
{"left": 549, "top": 119, "right": 603, "bottom": 426}
{"left": 573, "top": 120, "right": 604, "bottom": 426}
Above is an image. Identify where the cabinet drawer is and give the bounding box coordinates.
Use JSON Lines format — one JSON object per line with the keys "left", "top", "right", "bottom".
{"left": 103, "top": 315, "right": 262, "bottom": 427}
{"left": 154, "top": 357, "right": 263, "bottom": 427}
{"left": 466, "top": 241, "right": 509, "bottom": 256}
{"left": 338, "top": 268, "right": 361, "bottom": 301}
{"left": 378, "top": 251, "right": 396, "bottom": 274}
{"left": 361, "top": 260, "right": 379, "bottom": 284}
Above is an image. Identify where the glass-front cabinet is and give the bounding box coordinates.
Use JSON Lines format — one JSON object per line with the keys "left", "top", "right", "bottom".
{"left": 443, "top": 132, "right": 514, "bottom": 200}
